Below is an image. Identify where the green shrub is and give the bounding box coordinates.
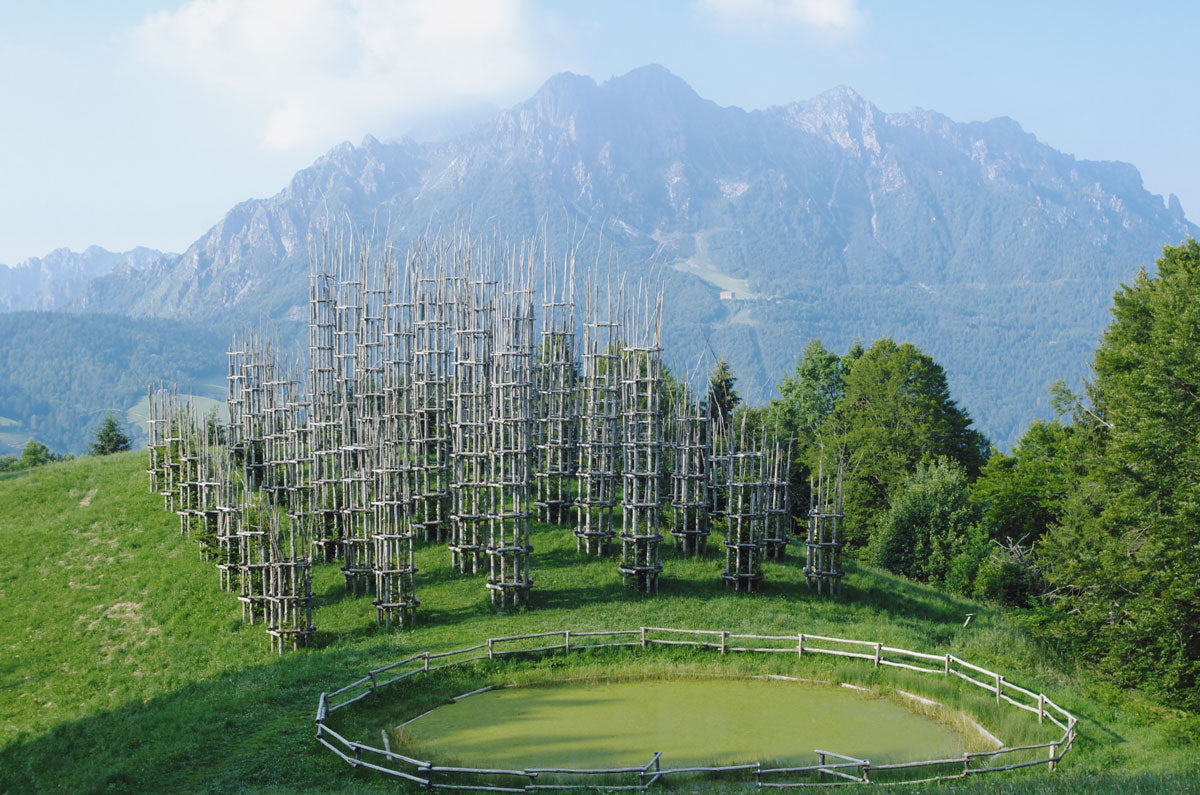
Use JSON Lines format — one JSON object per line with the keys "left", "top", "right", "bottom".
{"left": 869, "top": 458, "right": 980, "bottom": 585}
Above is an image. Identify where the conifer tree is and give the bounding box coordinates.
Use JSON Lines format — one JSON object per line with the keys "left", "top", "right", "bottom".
{"left": 706, "top": 356, "right": 740, "bottom": 430}
{"left": 89, "top": 412, "right": 131, "bottom": 456}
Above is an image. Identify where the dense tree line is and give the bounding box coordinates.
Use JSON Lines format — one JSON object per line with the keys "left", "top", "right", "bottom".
{"left": 0, "top": 312, "right": 230, "bottom": 453}
{"left": 0, "top": 438, "right": 72, "bottom": 473}
{"left": 1028, "top": 240, "right": 1200, "bottom": 709}
{"left": 734, "top": 239, "right": 1200, "bottom": 712}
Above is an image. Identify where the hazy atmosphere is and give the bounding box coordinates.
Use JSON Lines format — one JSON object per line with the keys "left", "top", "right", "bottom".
{"left": 2, "top": 0, "right": 1195, "bottom": 264}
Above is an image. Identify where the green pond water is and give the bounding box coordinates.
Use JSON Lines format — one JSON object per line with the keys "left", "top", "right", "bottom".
{"left": 397, "top": 678, "right": 969, "bottom": 769}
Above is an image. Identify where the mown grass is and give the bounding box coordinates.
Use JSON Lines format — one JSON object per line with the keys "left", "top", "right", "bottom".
{"left": 0, "top": 451, "right": 1197, "bottom": 793}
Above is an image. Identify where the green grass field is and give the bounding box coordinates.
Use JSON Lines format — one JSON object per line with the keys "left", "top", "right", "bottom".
{"left": 1, "top": 452, "right": 1197, "bottom": 793}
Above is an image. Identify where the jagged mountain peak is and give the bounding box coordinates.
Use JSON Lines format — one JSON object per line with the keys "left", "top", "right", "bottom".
{"left": 601, "top": 64, "right": 706, "bottom": 106}
{"left": 770, "top": 85, "right": 887, "bottom": 153}
{"left": 1168, "top": 193, "right": 1187, "bottom": 219}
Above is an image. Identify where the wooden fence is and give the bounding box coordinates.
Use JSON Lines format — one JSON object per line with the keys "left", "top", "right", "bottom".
{"left": 315, "top": 627, "right": 1078, "bottom": 789}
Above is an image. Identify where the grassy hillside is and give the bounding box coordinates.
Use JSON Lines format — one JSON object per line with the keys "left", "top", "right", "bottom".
{"left": 0, "top": 453, "right": 1196, "bottom": 793}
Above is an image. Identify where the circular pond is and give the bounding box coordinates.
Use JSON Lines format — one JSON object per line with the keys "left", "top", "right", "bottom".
{"left": 394, "top": 677, "right": 972, "bottom": 769}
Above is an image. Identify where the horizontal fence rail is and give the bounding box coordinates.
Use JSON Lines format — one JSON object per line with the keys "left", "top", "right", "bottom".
{"left": 315, "top": 626, "right": 1078, "bottom": 789}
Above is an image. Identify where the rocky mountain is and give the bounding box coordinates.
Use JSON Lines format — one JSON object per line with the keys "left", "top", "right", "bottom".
{"left": 0, "top": 246, "right": 168, "bottom": 312}
{"left": 69, "top": 65, "right": 1198, "bottom": 447}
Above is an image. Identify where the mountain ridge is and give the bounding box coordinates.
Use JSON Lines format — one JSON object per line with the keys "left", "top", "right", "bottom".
{"left": 9, "top": 65, "right": 1197, "bottom": 447}
{"left": 0, "top": 245, "right": 169, "bottom": 312}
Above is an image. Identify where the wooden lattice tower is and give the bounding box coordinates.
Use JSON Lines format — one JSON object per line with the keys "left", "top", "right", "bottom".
{"left": 372, "top": 256, "right": 419, "bottom": 624}
{"left": 409, "top": 250, "right": 453, "bottom": 544}
{"left": 762, "top": 436, "right": 792, "bottom": 560}
{"left": 175, "top": 401, "right": 202, "bottom": 542}
{"left": 309, "top": 248, "right": 343, "bottom": 562}
{"left": 804, "top": 459, "right": 845, "bottom": 595}
{"left": 372, "top": 377, "right": 419, "bottom": 626}
{"left": 265, "top": 457, "right": 315, "bottom": 652}
{"left": 238, "top": 335, "right": 269, "bottom": 492}
{"left": 341, "top": 247, "right": 384, "bottom": 593}
{"left": 146, "top": 384, "right": 167, "bottom": 494}
{"left": 670, "top": 394, "right": 710, "bottom": 555}
{"left": 236, "top": 486, "right": 270, "bottom": 623}
{"left": 157, "top": 392, "right": 184, "bottom": 513}
{"left": 334, "top": 253, "right": 363, "bottom": 576}
{"left": 619, "top": 288, "right": 665, "bottom": 592}
{"left": 575, "top": 282, "right": 621, "bottom": 555}
{"left": 192, "top": 419, "right": 224, "bottom": 560}
{"left": 534, "top": 256, "right": 577, "bottom": 524}
{"left": 232, "top": 339, "right": 270, "bottom": 622}
{"left": 214, "top": 429, "right": 241, "bottom": 592}
{"left": 262, "top": 356, "right": 295, "bottom": 507}
{"left": 450, "top": 263, "right": 495, "bottom": 574}
{"left": 721, "top": 422, "right": 766, "bottom": 591}
{"left": 283, "top": 362, "right": 313, "bottom": 528}
{"left": 707, "top": 413, "right": 731, "bottom": 522}
{"left": 225, "top": 338, "right": 245, "bottom": 480}
{"left": 486, "top": 255, "right": 535, "bottom": 607}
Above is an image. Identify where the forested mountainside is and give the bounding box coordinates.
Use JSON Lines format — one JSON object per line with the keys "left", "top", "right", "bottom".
{"left": 0, "top": 312, "right": 227, "bottom": 454}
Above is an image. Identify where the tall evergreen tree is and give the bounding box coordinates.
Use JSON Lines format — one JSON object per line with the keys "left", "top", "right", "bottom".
{"left": 706, "top": 356, "right": 741, "bottom": 431}
{"left": 89, "top": 413, "right": 131, "bottom": 456}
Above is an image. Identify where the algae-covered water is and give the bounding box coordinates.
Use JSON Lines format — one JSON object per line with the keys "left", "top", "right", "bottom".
{"left": 397, "top": 678, "right": 969, "bottom": 769}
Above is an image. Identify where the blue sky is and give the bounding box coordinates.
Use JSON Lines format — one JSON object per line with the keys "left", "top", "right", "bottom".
{"left": 1, "top": 0, "right": 1196, "bottom": 265}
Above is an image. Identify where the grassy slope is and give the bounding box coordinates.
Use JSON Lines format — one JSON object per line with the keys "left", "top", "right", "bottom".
{"left": 0, "top": 452, "right": 1196, "bottom": 793}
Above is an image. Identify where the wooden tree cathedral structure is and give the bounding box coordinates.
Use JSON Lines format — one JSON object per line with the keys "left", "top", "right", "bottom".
{"left": 146, "top": 230, "right": 849, "bottom": 650}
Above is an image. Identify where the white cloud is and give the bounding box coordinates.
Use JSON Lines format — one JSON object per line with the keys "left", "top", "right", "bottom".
{"left": 697, "top": 0, "right": 865, "bottom": 34}
{"left": 133, "top": 0, "right": 545, "bottom": 150}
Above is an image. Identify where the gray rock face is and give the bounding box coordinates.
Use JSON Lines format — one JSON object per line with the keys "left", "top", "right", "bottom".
{"left": 0, "top": 246, "right": 167, "bottom": 311}
{"left": 52, "top": 65, "right": 1200, "bottom": 445}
